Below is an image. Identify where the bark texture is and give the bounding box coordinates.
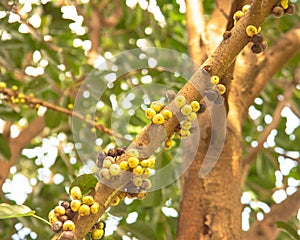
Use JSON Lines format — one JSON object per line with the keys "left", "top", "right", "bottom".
{"left": 0, "top": 117, "right": 45, "bottom": 190}
{"left": 177, "top": 0, "right": 300, "bottom": 240}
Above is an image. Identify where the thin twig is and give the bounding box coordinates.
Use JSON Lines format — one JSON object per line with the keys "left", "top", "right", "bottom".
{"left": 268, "top": 147, "right": 300, "bottom": 164}
{"left": 242, "top": 82, "right": 295, "bottom": 167}
{"left": 0, "top": 87, "right": 126, "bottom": 141}
{"left": 245, "top": 188, "right": 300, "bottom": 240}
{"left": 289, "top": 101, "right": 300, "bottom": 119}
{"left": 7, "top": 4, "right": 78, "bottom": 82}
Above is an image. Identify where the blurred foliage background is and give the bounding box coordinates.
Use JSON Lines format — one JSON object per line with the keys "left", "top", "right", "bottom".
{"left": 0, "top": 0, "right": 299, "bottom": 239}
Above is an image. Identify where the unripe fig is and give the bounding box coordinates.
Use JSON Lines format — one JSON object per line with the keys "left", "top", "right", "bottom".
{"left": 78, "top": 204, "right": 90, "bottom": 217}
{"left": 152, "top": 113, "right": 165, "bottom": 124}
{"left": 111, "top": 196, "right": 120, "bottom": 206}
{"left": 181, "top": 120, "right": 192, "bottom": 131}
{"left": 216, "top": 84, "right": 226, "bottom": 95}
{"left": 128, "top": 157, "right": 139, "bottom": 168}
{"left": 82, "top": 196, "right": 95, "bottom": 206}
{"left": 280, "top": 0, "right": 289, "bottom": 9}
{"left": 127, "top": 148, "right": 139, "bottom": 157}
{"left": 96, "top": 151, "right": 106, "bottom": 168}
{"left": 150, "top": 101, "right": 164, "bottom": 112}
{"left": 54, "top": 206, "right": 66, "bottom": 216}
{"left": 206, "top": 90, "right": 218, "bottom": 101}
{"left": 174, "top": 95, "right": 186, "bottom": 108}
{"left": 60, "top": 230, "right": 75, "bottom": 240}
{"left": 251, "top": 34, "right": 263, "bottom": 45}
{"left": 119, "top": 161, "right": 129, "bottom": 170}
{"left": 70, "top": 186, "right": 82, "bottom": 200}
{"left": 272, "top": 6, "right": 284, "bottom": 18}
{"left": 90, "top": 202, "right": 100, "bottom": 214}
{"left": 233, "top": 10, "right": 244, "bottom": 21}
{"left": 70, "top": 200, "right": 81, "bottom": 212}
{"left": 97, "top": 221, "right": 106, "bottom": 229}
{"left": 190, "top": 101, "right": 200, "bottom": 112}
{"left": 60, "top": 201, "right": 70, "bottom": 209}
{"left": 133, "top": 165, "right": 144, "bottom": 175}
{"left": 58, "top": 215, "right": 69, "bottom": 223}
{"left": 51, "top": 221, "right": 63, "bottom": 232}
{"left": 107, "top": 148, "right": 118, "bottom": 158}
{"left": 145, "top": 108, "right": 156, "bottom": 119}
{"left": 187, "top": 112, "right": 197, "bottom": 121}
{"left": 242, "top": 4, "right": 251, "bottom": 13}
{"left": 91, "top": 228, "right": 104, "bottom": 240}
{"left": 132, "top": 176, "right": 143, "bottom": 187}
{"left": 246, "top": 25, "right": 258, "bottom": 37}
{"left": 109, "top": 164, "right": 121, "bottom": 176}
{"left": 116, "top": 147, "right": 125, "bottom": 156}
{"left": 65, "top": 209, "right": 76, "bottom": 219}
{"left": 286, "top": 4, "right": 295, "bottom": 15}
{"left": 102, "top": 159, "right": 112, "bottom": 168}
{"left": 164, "top": 139, "right": 174, "bottom": 149}
{"left": 161, "top": 109, "right": 173, "bottom": 120}
{"left": 180, "top": 104, "right": 193, "bottom": 115}
{"left": 210, "top": 76, "right": 219, "bottom": 85}
{"left": 251, "top": 44, "right": 263, "bottom": 54}
{"left": 166, "top": 89, "right": 176, "bottom": 102}
{"left": 140, "top": 160, "right": 150, "bottom": 168}
{"left": 63, "top": 220, "right": 75, "bottom": 231}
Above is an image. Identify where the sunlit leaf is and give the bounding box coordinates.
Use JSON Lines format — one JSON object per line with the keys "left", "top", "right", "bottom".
{"left": 0, "top": 203, "right": 35, "bottom": 219}
{"left": 0, "top": 135, "right": 11, "bottom": 161}
{"left": 276, "top": 221, "right": 299, "bottom": 240}
{"left": 120, "top": 221, "right": 157, "bottom": 240}
{"left": 70, "top": 174, "right": 98, "bottom": 195}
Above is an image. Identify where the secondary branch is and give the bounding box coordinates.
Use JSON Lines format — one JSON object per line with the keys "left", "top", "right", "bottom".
{"left": 185, "top": 0, "right": 208, "bottom": 64}
{"left": 0, "top": 117, "right": 45, "bottom": 190}
{"left": 52, "top": 0, "right": 282, "bottom": 238}
{"left": 0, "top": 87, "right": 124, "bottom": 140}
{"left": 244, "top": 188, "right": 300, "bottom": 240}
{"left": 242, "top": 82, "right": 295, "bottom": 175}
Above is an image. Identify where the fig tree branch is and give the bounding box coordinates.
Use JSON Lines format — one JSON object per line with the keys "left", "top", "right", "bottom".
{"left": 289, "top": 102, "right": 300, "bottom": 119}
{"left": 202, "top": 0, "right": 277, "bottom": 76}
{"left": 241, "top": 81, "right": 295, "bottom": 183}
{"left": 0, "top": 117, "right": 45, "bottom": 190}
{"left": 185, "top": 0, "right": 208, "bottom": 64}
{"left": 206, "top": 0, "right": 234, "bottom": 51}
{"left": 244, "top": 188, "right": 300, "bottom": 240}
{"left": 7, "top": 3, "right": 78, "bottom": 82}
{"left": 268, "top": 148, "right": 300, "bottom": 165}
{"left": 50, "top": 1, "right": 283, "bottom": 239}
{"left": 0, "top": 87, "right": 125, "bottom": 140}
{"left": 230, "top": 22, "right": 300, "bottom": 127}
{"left": 244, "top": 23, "right": 300, "bottom": 109}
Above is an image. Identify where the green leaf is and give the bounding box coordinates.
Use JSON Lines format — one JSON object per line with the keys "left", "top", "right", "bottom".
{"left": 69, "top": 174, "right": 98, "bottom": 195}
{"left": 0, "top": 134, "right": 11, "bottom": 161}
{"left": 0, "top": 109, "right": 21, "bottom": 122}
{"left": 0, "top": 203, "right": 35, "bottom": 219}
{"left": 142, "top": 190, "right": 162, "bottom": 208}
{"left": 44, "top": 109, "right": 63, "bottom": 128}
{"left": 120, "top": 221, "right": 157, "bottom": 240}
{"left": 276, "top": 221, "right": 299, "bottom": 240}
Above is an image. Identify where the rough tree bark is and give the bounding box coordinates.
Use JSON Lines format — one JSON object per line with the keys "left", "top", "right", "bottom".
{"left": 0, "top": 117, "right": 45, "bottom": 190}
{"left": 3, "top": 1, "right": 299, "bottom": 239}
{"left": 177, "top": 0, "right": 300, "bottom": 240}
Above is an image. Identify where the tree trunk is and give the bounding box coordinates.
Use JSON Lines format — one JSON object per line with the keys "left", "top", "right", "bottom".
{"left": 177, "top": 105, "right": 243, "bottom": 239}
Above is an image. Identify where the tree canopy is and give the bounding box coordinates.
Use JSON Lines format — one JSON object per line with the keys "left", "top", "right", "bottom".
{"left": 0, "top": 0, "right": 300, "bottom": 240}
